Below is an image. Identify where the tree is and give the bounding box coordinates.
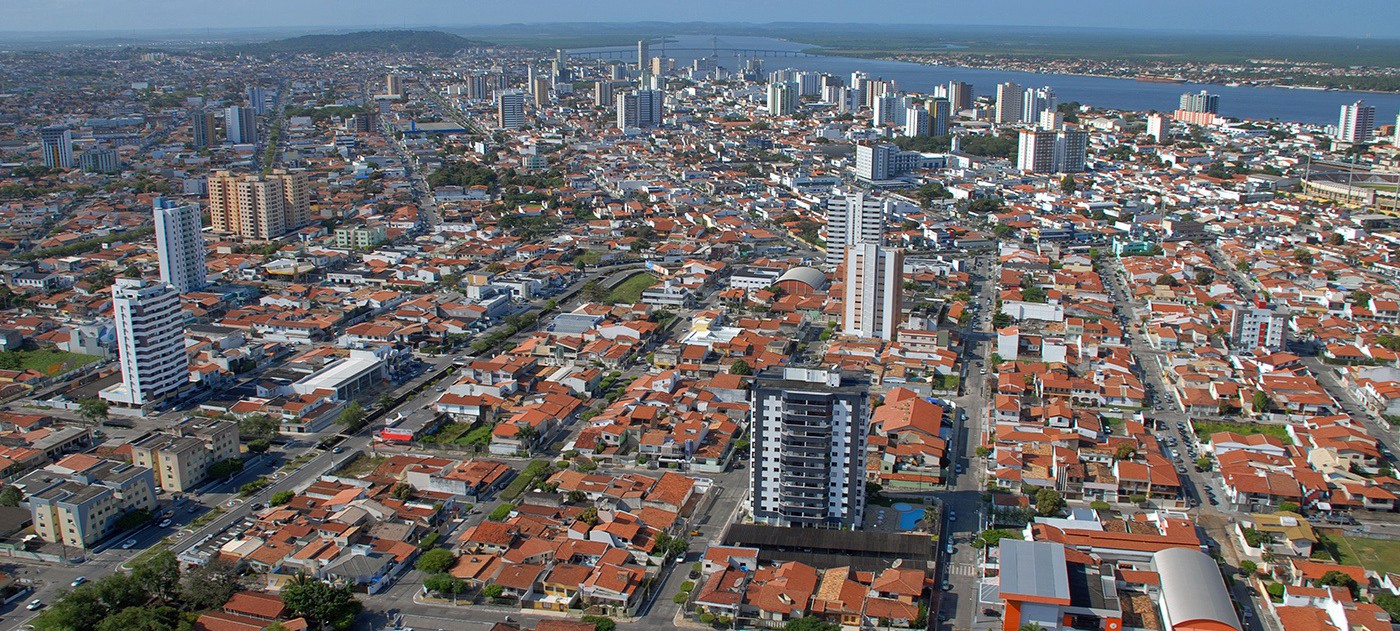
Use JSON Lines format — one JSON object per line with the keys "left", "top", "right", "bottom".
{"left": 180, "top": 560, "right": 242, "bottom": 610}
{"left": 1194, "top": 269, "right": 1215, "bottom": 286}
{"left": 1035, "top": 488, "right": 1066, "bottom": 517}
{"left": 376, "top": 393, "right": 396, "bottom": 411}
{"left": 1239, "top": 560, "right": 1258, "bottom": 576}
{"left": 416, "top": 548, "right": 457, "bottom": 574}
{"left": 582, "top": 616, "right": 617, "bottom": 631}
{"left": 1293, "top": 249, "right": 1313, "bottom": 265}
{"left": 237, "top": 414, "right": 280, "bottom": 439}
{"left": 280, "top": 574, "right": 362, "bottom": 630}
{"left": 1279, "top": 501, "right": 1300, "bottom": 514}
{"left": 1196, "top": 456, "right": 1213, "bottom": 471}
{"left": 130, "top": 549, "right": 181, "bottom": 602}
{"left": 1252, "top": 391, "right": 1271, "bottom": 414}
{"left": 422, "top": 573, "right": 464, "bottom": 596}
{"left": 1375, "top": 593, "right": 1400, "bottom": 620}
{"left": 728, "top": 359, "right": 753, "bottom": 376}
{"left": 578, "top": 506, "right": 601, "bottom": 526}
{"left": 1060, "top": 175, "right": 1077, "bottom": 194}
{"left": 1129, "top": 493, "right": 1148, "bottom": 505}
{"left": 1351, "top": 290, "right": 1372, "bottom": 309}
{"left": 1114, "top": 444, "right": 1137, "bottom": 460}
{"left": 246, "top": 439, "right": 271, "bottom": 454}
{"left": 975, "top": 446, "right": 992, "bottom": 458}
{"left": 1089, "top": 500, "right": 1110, "bottom": 511}
{"left": 1318, "top": 570, "right": 1359, "bottom": 598}
{"left": 992, "top": 224, "right": 1013, "bottom": 238}
{"left": 79, "top": 398, "right": 109, "bottom": 424}
{"left": 391, "top": 482, "right": 413, "bottom": 500}
{"left": 566, "top": 490, "right": 587, "bottom": 504}
{"left": 34, "top": 585, "right": 106, "bottom": 631}
{"left": 336, "top": 401, "right": 365, "bottom": 428}
{"left": 971, "top": 528, "right": 1019, "bottom": 549}
{"left": 270, "top": 490, "right": 295, "bottom": 506}
{"left": 0, "top": 485, "right": 22, "bottom": 507}
{"left": 92, "top": 572, "right": 149, "bottom": 611}
{"left": 481, "top": 583, "right": 505, "bottom": 599}
{"left": 784, "top": 616, "right": 840, "bottom": 631}
{"left": 93, "top": 604, "right": 182, "bottom": 631}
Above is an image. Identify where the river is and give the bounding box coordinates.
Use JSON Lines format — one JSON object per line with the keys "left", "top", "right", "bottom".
{"left": 569, "top": 35, "right": 1400, "bottom": 125}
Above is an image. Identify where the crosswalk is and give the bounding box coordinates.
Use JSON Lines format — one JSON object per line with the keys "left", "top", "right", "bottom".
{"left": 948, "top": 563, "right": 977, "bottom": 577}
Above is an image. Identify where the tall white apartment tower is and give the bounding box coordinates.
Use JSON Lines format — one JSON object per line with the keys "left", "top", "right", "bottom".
{"left": 824, "top": 192, "right": 885, "bottom": 268}
{"left": 766, "top": 81, "right": 797, "bottom": 117}
{"left": 224, "top": 106, "right": 256, "bottom": 144}
{"left": 40, "top": 126, "right": 73, "bottom": 169}
{"left": 995, "top": 82, "right": 1024, "bottom": 124}
{"left": 153, "top": 198, "right": 206, "bottom": 294}
{"left": 1022, "top": 86, "right": 1057, "bottom": 123}
{"left": 927, "top": 98, "right": 951, "bottom": 136}
{"left": 903, "top": 106, "right": 930, "bottom": 137}
{"left": 1147, "top": 113, "right": 1170, "bottom": 142}
{"left": 749, "top": 367, "right": 868, "bottom": 528}
{"left": 497, "top": 91, "right": 526, "bottom": 130}
{"left": 101, "top": 279, "right": 189, "bottom": 407}
{"left": 1017, "top": 129, "right": 1088, "bottom": 174}
{"left": 1337, "top": 100, "right": 1376, "bottom": 143}
{"left": 843, "top": 242, "right": 904, "bottom": 341}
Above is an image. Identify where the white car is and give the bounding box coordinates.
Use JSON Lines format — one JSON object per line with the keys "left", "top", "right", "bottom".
{"left": 25, "top": 599, "right": 42, "bottom": 611}
{"left": 121, "top": 538, "right": 138, "bottom": 549}
{"left": 70, "top": 576, "right": 88, "bottom": 587}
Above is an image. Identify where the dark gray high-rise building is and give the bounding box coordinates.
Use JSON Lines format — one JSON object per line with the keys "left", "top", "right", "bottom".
{"left": 191, "top": 109, "right": 216, "bottom": 148}
{"left": 749, "top": 367, "right": 868, "bottom": 528}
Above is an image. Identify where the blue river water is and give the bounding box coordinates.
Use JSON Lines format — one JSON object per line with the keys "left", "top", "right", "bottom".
{"left": 570, "top": 35, "right": 1400, "bottom": 125}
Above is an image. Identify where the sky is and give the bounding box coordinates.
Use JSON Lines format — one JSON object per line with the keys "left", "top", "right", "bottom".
{"left": 4, "top": 0, "right": 1400, "bottom": 38}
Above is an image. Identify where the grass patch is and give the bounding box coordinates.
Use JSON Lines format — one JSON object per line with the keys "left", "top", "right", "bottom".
{"left": 336, "top": 454, "right": 385, "bottom": 478}
{"left": 457, "top": 424, "right": 494, "bottom": 446}
{"left": 126, "top": 540, "right": 171, "bottom": 566}
{"left": 1333, "top": 534, "right": 1400, "bottom": 572}
{"left": 605, "top": 273, "right": 657, "bottom": 305}
{"left": 421, "top": 422, "right": 474, "bottom": 444}
{"left": 188, "top": 506, "right": 224, "bottom": 530}
{"left": 0, "top": 349, "right": 101, "bottom": 376}
{"left": 501, "top": 459, "right": 551, "bottom": 501}
{"left": 1191, "top": 420, "right": 1292, "bottom": 444}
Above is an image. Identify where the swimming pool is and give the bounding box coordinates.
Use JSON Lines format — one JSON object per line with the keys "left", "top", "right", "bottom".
{"left": 891, "top": 502, "right": 922, "bottom": 531}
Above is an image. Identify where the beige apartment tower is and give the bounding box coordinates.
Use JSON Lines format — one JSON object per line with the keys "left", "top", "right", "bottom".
{"left": 207, "top": 169, "right": 309, "bottom": 239}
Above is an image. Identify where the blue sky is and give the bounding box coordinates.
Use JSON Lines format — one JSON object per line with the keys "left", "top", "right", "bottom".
{"left": 5, "top": 0, "right": 1399, "bottom": 37}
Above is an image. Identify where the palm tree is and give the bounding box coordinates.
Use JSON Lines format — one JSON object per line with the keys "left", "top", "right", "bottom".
{"left": 515, "top": 424, "right": 539, "bottom": 453}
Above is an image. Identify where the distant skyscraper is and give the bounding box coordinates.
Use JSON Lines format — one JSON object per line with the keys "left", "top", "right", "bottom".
{"left": 903, "top": 106, "right": 930, "bottom": 137}
{"left": 191, "top": 109, "right": 216, "bottom": 148}
{"left": 153, "top": 198, "right": 206, "bottom": 294}
{"left": 247, "top": 86, "right": 266, "bottom": 115}
{"left": 824, "top": 192, "right": 885, "bottom": 268}
{"left": 749, "top": 366, "right": 868, "bottom": 528}
{"left": 224, "top": 106, "right": 256, "bottom": 144}
{"left": 497, "top": 91, "right": 526, "bottom": 130}
{"left": 101, "top": 279, "right": 189, "bottom": 407}
{"left": 824, "top": 85, "right": 853, "bottom": 113}
{"left": 795, "top": 71, "right": 821, "bottom": 96}
{"left": 1038, "top": 110, "right": 1065, "bottom": 131}
{"left": 637, "top": 40, "right": 649, "bottom": 69}
{"left": 766, "top": 81, "right": 798, "bottom": 117}
{"left": 207, "top": 170, "right": 309, "bottom": 240}
{"left": 1017, "top": 129, "right": 1088, "bottom": 174}
{"left": 947, "top": 81, "right": 973, "bottom": 111}
{"left": 1179, "top": 90, "right": 1219, "bottom": 114}
{"left": 531, "top": 76, "right": 552, "bottom": 107}
{"left": 872, "top": 93, "right": 908, "bottom": 126}
{"left": 849, "top": 72, "right": 870, "bottom": 109}
{"left": 1147, "top": 113, "right": 1170, "bottom": 142}
{"left": 615, "top": 90, "right": 663, "bottom": 129}
{"left": 927, "top": 98, "right": 951, "bottom": 136}
{"left": 995, "top": 82, "right": 1024, "bottom": 124}
{"left": 385, "top": 73, "right": 404, "bottom": 98}
{"left": 40, "top": 126, "right": 73, "bottom": 169}
{"left": 594, "top": 81, "right": 614, "bottom": 108}
{"left": 843, "top": 242, "right": 904, "bottom": 341}
{"left": 1337, "top": 100, "right": 1376, "bottom": 143}
{"left": 1022, "top": 86, "right": 1057, "bottom": 124}
{"left": 79, "top": 148, "right": 120, "bottom": 174}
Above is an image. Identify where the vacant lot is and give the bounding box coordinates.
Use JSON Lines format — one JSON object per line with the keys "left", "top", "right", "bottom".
{"left": 606, "top": 273, "right": 657, "bottom": 305}
{"left": 0, "top": 349, "right": 101, "bottom": 375}
{"left": 1191, "top": 420, "right": 1292, "bottom": 443}
{"left": 1334, "top": 534, "right": 1400, "bottom": 573}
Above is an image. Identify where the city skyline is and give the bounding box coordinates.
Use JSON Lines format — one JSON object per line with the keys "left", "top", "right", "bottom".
{"left": 3, "top": 1, "right": 1400, "bottom": 38}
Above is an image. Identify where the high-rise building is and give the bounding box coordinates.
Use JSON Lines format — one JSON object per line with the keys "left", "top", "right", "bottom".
{"left": 947, "top": 81, "right": 973, "bottom": 111}
{"left": 1179, "top": 90, "right": 1219, "bottom": 114}
{"left": 1395, "top": 113, "right": 1400, "bottom": 146}
{"left": 131, "top": 418, "right": 239, "bottom": 492}
{"left": 615, "top": 90, "right": 663, "bottom": 129}
{"left": 824, "top": 192, "right": 885, "bottom": 268}
{"left": 79, "top": 148, "right": 120, "bottom": 174}
{"left": 40, "top": 126, "right": 73, "bottom": 169}
{"left": 1337, "top": 100, "right": 1376, "bottom": 143}
{"left": 995, "top": 82, "right": 1024, "bottom": 124}
{"left": 823, "top": 85, "right": 853, "bottom": 113}
{"left": 903, "top": 106, "right": 930, "bottom": 137}
{"left": 594, "top": 81, "right": 615, "bottom": 108}
{"left": 224, "top": 106, "right": 256, "bottom": 144}
{"left": 247, "top": 86, "right": 266, "bottom": 115}
{"left": 191, "top": 109, "right": 216, "bottom": 148}
{"left": 100, "top": 279, "right": 189, "bottom": 407}
{"left": 385, "top": 73, "right": 404, "bottom": 98}
{"left": 1147, "top": 113, "right": 1170, "bottom": 142}
{"left": 637, "top": 40, "right": 649, "bottom": 69}
{"left": 849, "top": 72, "right": 870, "bottom": 109}
{"left": 531, "top": 76, "right": 553, "bottom": 107}
{"left": 207, "top": 169, "right": 309, "bottom": 240}
{"left": 872, "top": 93, "right": 908, "bottom": 126}
{"left": 1017, "top": 129, "right": 1087, "bottom": 174}
{"left": 153, "top": 198, "right": 206, "bottom": 293}
{"left": 854, "top": 142, "right": 896, "bottom": 183}
{"left": 843, "top": 242, "right": 904, "bottom": 341}
{"left": 497, "top": 91, "right": 526, "bottom": 130}
{"left": 795, "top": 72, "right": 821, "bottom": 96}
{"left": 766, "top": 81, "right": 797, "bottom": 117}
{"left": 1022, "top": 86, "right": 1057, "bottom": 124}
{"left": 1227, "top": 303, "right": 1286, "bottom": 351}
{"left": 749, "top": 366, "right": 868, "bottom": 528}
{"left": 465, "top": 73, "right": 490, "bottom": 100}
{"left": 1038, "top": 110, "right": 1065, "bottom": 131}
{"left": 927, "top": 98, "right": 951, "bottom": 137}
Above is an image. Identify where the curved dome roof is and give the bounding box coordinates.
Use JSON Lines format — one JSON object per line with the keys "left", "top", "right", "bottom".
{"left": 1153, "top": 547, "right": 1241, "bottom": 631}
{"left": 775, "top": 266, "right": 827, "bottom": 290}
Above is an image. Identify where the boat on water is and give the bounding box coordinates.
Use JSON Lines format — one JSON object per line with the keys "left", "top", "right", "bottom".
{"left": 1136, "top": 75, "right": 1187, "bottom": 84}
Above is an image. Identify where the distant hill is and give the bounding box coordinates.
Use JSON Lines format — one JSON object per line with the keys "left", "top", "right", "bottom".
{"left": 249, "top": 30, "right": 477, "bottom": 55}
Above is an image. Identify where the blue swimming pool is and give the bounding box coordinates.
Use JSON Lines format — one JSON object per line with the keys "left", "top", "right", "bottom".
{"left": 892, "top": 502, "right": 922, "bottom": 530}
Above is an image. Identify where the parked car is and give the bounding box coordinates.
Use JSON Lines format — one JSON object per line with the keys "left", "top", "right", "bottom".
{"left": 70, "top": 577, "right": 87, "bottom": 587}
{"left": 121, "top": 538, "right": 138, "bottom": 549}
{"left": 26, "top": 599, "right": 43, "bottom": 611}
